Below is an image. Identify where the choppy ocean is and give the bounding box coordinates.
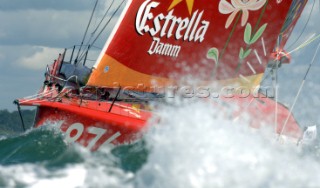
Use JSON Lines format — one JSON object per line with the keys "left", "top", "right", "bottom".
{"left": 1, "top": 97, "right": 320, "bottom": 188}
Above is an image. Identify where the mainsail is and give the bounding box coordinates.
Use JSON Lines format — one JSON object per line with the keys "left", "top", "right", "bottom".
{"left": 87, "top": 0, "right": 307, "bottom": 92}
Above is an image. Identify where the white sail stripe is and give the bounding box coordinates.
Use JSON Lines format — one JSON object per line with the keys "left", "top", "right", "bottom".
{"left": 246, "top": 61, "right": 256, "bottom": 74}
{"left": 239, "top": 74, "right": 250, "bottom": 83}
{"left": 254, "top": 49, "right": 262, "bottom": 65}
{"left": 261, "top": 37, "right": 267, "bottom": 56}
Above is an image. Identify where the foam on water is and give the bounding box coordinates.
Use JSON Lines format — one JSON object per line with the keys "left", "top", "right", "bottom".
{"left": 0, "top": 137, "right": 134, "bottom": 188}
{"left": 0, "top": 123, "right": 134, "bottom": 188}
{"left": 1, "top": 100, "right": 320, "bottom": 188}
{"left": 135, "top": 100, "right": 320, "bottom": 188}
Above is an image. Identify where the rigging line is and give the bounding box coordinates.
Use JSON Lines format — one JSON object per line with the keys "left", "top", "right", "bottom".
{"left": 233, "top": 49, "right": 281, "bottom": 126}
{"left": 90, "top": 0, "right": 126, "bottom": 48}
{"left": 78, "top": 0, "right": 115, "bottom": 61}
{"left": 232, "top": 62, "right": 278, "bottom": 122}
{"left": 260, "top": 36, "right": 286, "bottom": 88}
{"left": 273, "top": 61, "right": 279, "bottom": 133}
{"left": 233, "top": 46, "right": 283, "bottom": 122}
{"left": 261, "top": 65, "right": 275, "bottom": 82}
{"left": 91, "top": 0, "right": 115, "bottom": 40}
{"left": 19, "top": 89, "right": 55, "bottom": 100}
{"left": 278, "top": 42, "right": 320, "bottom": 139}
{"left": 287, "top": 33, "right": 320, "bottom": 55}
{"left": 234, "top": 49, "right": 293, "bottom": 122}
{"left": 75, "top": 0, "right": 99, "bottom": 63}
{"left": 13, "top": 101, "right": 26, "bottom": 131}
{"left": 78, "top": 45, "right": 91, "bottom": 64}
{"left": 19, "top": 91, "right": 56, "bottom": 104}
{"left": 273, "top": 37, "right": 281, "bottom": 134}
{"left": 258, "top": 54, "right": 283, "bottom": 95}
{"left": 109, "top": 87, "right": 122, "bottom": 112}
{"left": 78, "top": 0, "right": 126, "bottom": 63}
{"left": 90, "top": 45, "right": 102, "bottom": 50}
{"left": 286, "top": 0, "right": 316, "bottom": 50}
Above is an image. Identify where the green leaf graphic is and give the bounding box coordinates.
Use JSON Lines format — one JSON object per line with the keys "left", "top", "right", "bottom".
{"left": 244, "top": 23, "right": 252, "bottom": 45}
{"left": 239, "top": 47, "right": 244, "bottom": 59}
{"left": 207, "top": 48, "right": 219, "bottom": 63}
{"left": 250, "top": 23, "right": 267, "bottom": 44}
{"left": 243, "top": 49, "right": 252, "bottom": 59}
{"left": 239, "top": 48, "right": 251, "bottom": 59}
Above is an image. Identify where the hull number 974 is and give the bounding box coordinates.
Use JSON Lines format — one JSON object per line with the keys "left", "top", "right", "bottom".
{"left": 59, "top": 122, "right": 121, "bottom": 150}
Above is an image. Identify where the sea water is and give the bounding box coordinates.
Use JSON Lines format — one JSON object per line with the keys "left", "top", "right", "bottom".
{"left": 0, "top": 99, "right": 320, "bottom": 188}
{"left": 1, "top": 42, "right": 320, "bottom": 188}
{"left": 1, "top": 58, "right": 320, "bottom": 187}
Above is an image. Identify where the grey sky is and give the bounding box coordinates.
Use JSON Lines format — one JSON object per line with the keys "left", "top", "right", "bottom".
{"left": 0, "top": 0, "right": 101, "bottom": 11}
{"left": 0, "top": 0, "right": 319, "bottom": 127}
{"left": 0, "top": 0, "right": 122, "bottom": 111}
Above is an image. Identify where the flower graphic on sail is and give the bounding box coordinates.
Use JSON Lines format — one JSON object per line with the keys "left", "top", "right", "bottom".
{"left": 219, "top": 0, "right": 266, "bottom": 29}
{"left": 208, "top": 0, "right": 268, "bottom": 77}
{"left": 87, "top": 0, "right": 301, "bottom": 93}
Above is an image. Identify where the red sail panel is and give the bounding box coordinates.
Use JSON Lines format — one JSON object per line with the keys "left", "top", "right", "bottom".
{"left": 87, "top": 0, "right": 298, "bottom": 91}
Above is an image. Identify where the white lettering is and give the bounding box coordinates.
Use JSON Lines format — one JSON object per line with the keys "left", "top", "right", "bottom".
{"left": 160, "top": 10, "right": 174, "bottom": 37}
{"left": 148, "top": 37, "right": 181, "bottom": 57}
{"left": 63, "top": 122, "right": 122, "bottom": 150}
{"left": 184, "top": 10, "right": 198, "bottom": 40}
{"left": 135, "top": 1, "right": 210, "bottom": 42}
{"left": 101, "top": 132, "right": 121, "bottom": 147}
{"left": 195, "top": 20, "right": 210, "bottom": 42}
{"left": 65, "top": 123, "right": 84, "bottom": 143}
{"left": 190, "top": 11, "right": 203, "bottom": 41}
{"left": 136, "top": 0, "right": 159, "bottom": 35}
{"left": 176, "top": 18, "right": 189, "bottom": 40}
{"left": 87, "top": 127, "right": 107, "bottom": 150}
{"left": 150, "top": 13, "right": 165, "bottom": 36}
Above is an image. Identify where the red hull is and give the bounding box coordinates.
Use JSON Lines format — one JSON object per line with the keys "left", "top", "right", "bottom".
{"left": 221, "top": 94, "right": 302, "bottom": 138}
{"left": 19, "top": 94, "right": 151, "bottom": 151}
{"left": 14, "top": 0, "right": 308, "bottom": 151}
{"left": 18, "top": 91, "right": 302, "bottom": 151}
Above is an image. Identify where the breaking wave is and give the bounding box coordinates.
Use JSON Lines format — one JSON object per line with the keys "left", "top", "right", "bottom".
{"left": 0, "top": 100, "right": 320, "bottom": 187}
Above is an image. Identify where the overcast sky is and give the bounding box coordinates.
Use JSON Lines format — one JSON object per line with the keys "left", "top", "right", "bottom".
{"left": 0, "top": 0, "right": 123, "bottom": 111}
{"left": 0, "top": 0, "right": 319, "bottom": 118}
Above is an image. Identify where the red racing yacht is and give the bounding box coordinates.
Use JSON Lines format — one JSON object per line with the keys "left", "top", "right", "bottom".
{"left": 16, "top": 0, "right": 308, "bottom": 150}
